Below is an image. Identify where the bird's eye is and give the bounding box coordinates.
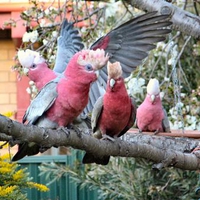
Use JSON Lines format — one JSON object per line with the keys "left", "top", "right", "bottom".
{"left": 85, "top": 64, "right": 93, "bottom": 71}
{"left": 31, "top": 64, "right": 36, "bottom": 68}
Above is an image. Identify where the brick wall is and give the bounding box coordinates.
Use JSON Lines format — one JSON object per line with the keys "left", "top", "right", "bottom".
{"left": 0, "top": 39, "right": 18, "bottom": 155}
{"left": 0, "top": 40, "right": 17, "bottom": 114}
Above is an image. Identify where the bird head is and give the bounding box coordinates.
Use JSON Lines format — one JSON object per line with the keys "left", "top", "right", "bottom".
{"left": 17, "top": 49, "right": 46, "bottom": 75}
{"left": 77, "top": 48, "right": 109, "bottom": 70}
{"left": 147, "top": 78, "right": 160, "bottom": 103}
{"left": 107, "top": 61, "right": 123, "bottom": 90}
{"left": 66, "top": 49, "right": 109, "bottom": 83}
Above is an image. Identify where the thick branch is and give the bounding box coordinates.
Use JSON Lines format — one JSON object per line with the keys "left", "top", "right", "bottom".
{"left": 128, "top": 0, "right": 200, "bottom": 38}
{"left": 0, "top": 114, "right": 200, "bottom": 170}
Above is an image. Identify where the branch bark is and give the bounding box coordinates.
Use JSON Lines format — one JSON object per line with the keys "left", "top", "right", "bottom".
{"left": 126, "top": 0, "right": 200, "bottom": 38}
{"left": 0, "top": 114, "right": 200, "bottom": 170}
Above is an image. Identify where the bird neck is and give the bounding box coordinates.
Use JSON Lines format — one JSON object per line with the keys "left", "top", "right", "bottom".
{"left": 28, "top": 65, "right": 56, "bottom": 90}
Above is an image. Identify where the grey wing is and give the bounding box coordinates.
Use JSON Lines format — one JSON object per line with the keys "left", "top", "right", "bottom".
{"left": 91, "top": 96, "right": 104, "bottom": 133}
{"left": 23, "top": 80, "right": 58, "bottom": 125}
{"left": 53, "top": 19, "right": 84, "bottom": 73}
{"left": 85, "top": 12, "right": 172, "bottom": 114}
{"left": 162, "top": 108, "right": 171, "bottom": 132}
{"left": 83, "top": 81, "right": 105, "bottom": 115}
{"left": 118, "top": 96, "right": 137, "bottom": 137}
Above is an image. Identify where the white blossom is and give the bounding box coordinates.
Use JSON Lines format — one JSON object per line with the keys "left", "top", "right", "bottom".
{"left": 164, "top": 77, "right": 170, "bottom": 82}
{"left": 127, "top": 77, "right": 145, "bottom": 95}
{"left": 40, "top": 19, "right": 46, "bottom": 27}
{"left": 44, "top": 8, "right": 50, "bottom": 15}
{"left": 26, "top": 87, "right": 31, "bottom": 94}
{"left": 29, "top": 30, "right": 38, "bottom": 43}
{"left": 43, "top": 39, "right": 48, "bottom": 45}
{"left": 196, "top": 122, "right": 200, "bottom": 130}
{"left": 52, "top": 31, "right": 58, "bottom": 38}
{"left": 22, "top": 32, "right": 30, "bottom": 43}
{"left": 23, "top": 67, "right": 29, "bottom": 74}
{"left": 176, "top": 102, "right": 184, "bottom": 108}
{"left": 22, "top": 30, "right": 38, "bottom": 43}
{"left": 49, "top": 55, "right": 56, "bottom": 63}
{"left": 186, "top": 115, "right": 197, "bottom": 124}
{"left": 160, "top": 91, "right": 165, "bottom": 99}
{"left": 29, "top": 81, "right": 35, "bottom": 86}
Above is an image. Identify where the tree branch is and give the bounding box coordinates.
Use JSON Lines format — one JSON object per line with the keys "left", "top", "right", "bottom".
{"left": 128, "top": 0, "right": 200, "bottom": 38}
{"left": 0, "top": 114, "right": 200, "bottom": 170}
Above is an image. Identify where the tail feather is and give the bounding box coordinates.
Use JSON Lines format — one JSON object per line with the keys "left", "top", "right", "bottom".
{"left": 82, "top": 152, "right": 110, "bottom": 165}
{"left": 12, "top": 142, "right": 40, "bottom": 161}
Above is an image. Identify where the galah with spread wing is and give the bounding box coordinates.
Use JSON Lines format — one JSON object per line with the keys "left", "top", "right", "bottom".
{"left": 17, "top": 20, "right": 84, "bottom": 90}
{"left": 136, "top": 78, "right": 170, "bottom": 134}
{"left": 18, "top": 11, "right": 172, "bottom": 114}
{"left": 12, "top": 49, "right": 109, "bottom": 161}
{"left": 82, "top": 61, "right": 137, "bottom": 165}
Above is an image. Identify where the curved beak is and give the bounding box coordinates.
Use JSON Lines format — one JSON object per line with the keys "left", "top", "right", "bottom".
{"left": 150, "top": 94, "right": 155, "bottom": 103}
{"left": 110, "top": 78, "right": 115, "bottom": 89}
{"left": 95, "top": 70, "right": 99, "bottom": 77}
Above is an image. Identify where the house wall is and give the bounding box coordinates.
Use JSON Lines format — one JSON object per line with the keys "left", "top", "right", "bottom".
{"left": 0, "top": 40, "right": 17, "bottom": 115}
{"left": 0, "top": 39, "right": 18, "bottom": 154}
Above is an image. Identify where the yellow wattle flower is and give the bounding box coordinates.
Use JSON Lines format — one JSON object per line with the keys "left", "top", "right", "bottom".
{"left": 2, "top": 111, "right": 14, "bottom": 118}
{"left": 0, "top": 167, "right": 12, "bottom": 174}
{"left": 27, "top": 182, "right": 49, "bottom": 192}
{"left": 0, "top": 153, "right": 11, "bottom": 161}
{"left": 0, "top": 186, "right": 17, "bottom": 197}
{"left": 13, "top": 169, "right": 24, "bottom": 181}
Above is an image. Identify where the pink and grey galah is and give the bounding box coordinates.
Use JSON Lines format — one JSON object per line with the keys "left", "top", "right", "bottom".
{"left": 17, "top": 20, "right": 84, "bottom": 90}
{"left": 17, "top": 12, "right": 172, "bottom": 114}
{"left": 12, "top": 49, "right": 109, "bottom": 161}
{"left": 82, "top": 61, "right": 137, "bottom": 165}
{"left": 136, "top": 78, "right": 170, "bottom": 134}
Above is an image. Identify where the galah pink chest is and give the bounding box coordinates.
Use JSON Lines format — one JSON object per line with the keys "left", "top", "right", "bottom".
{"left": 99, "top": 92, "right": 132, "bottom": 137}
{"left": 46, "top": 78, "right": 90, "bottom": 127}
{"left": 137, "top": 96, "right": 164, "bottom": 132}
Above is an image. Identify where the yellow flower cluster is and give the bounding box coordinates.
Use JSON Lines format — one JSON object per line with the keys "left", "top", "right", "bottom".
{"left": 0, "top": 153, "right": 10, "bottom": 161}
{"left": 0, "top": 186, "right": 17, "bottom": 197}
{"left": 0, "top": 154, "right": 15, "bottom": 174}
{"left": 0, "top": 154, "right": 49, "bottom": 198}
{"left": 2, "top": 111, "right": 14, "bottom": 118}
{"left": 27, "top": 182, "right": 49, "bottom": 192}
{"left": 12, "top": 169, "right": 24, "bottom": 181}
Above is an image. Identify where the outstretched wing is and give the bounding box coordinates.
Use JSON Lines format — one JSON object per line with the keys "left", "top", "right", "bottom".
{"left": 23, "top": 79, "right": 59, "bottom": 125}
{"left": 91, "top": 11, "right": 172, "bottom": 88}
{"left": 53, "top": 19, "right": 84, "bottom": 73}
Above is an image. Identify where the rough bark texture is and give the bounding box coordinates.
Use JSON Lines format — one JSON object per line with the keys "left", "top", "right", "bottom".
{"left": 128, "top": 0, "right": 200, "bottom": 38}
{"left": 0, "top": 114, "right": 200, "bottom": 170}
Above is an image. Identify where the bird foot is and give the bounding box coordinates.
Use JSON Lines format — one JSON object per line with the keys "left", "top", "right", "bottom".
{"left": 153, "top": 129, "right": 160, "bottom": 135}
{"left": 68, "top": 124, "right": 82, "bottom": 138}
{"left": 101, "top": 134, "right": 115, "bottom": 142}
{"left": 57, "top": 126, "right": 70, "bottom": 137}
{"left": 138, "top": 129, "right": 143, "bottom": 134}
{"left": 192, "top": 146, "right": 200, "bottom": 153}
{"left": 191, "top": 146, "right": 200, "bottom": 159}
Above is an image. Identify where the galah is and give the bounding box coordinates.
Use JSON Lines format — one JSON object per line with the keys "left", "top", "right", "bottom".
{"left": 18, "top": 11, "right": 172, "bottom": 114}
{"left": 17, "top": 20, "right": 84, "bottom": 90}
{"left": 136, "top": 78, "right": 170, "bottom": 134}
{"left": 82, "top": 61, "right": 137, "bottom": 165}
{"left": 12, "top": 49, "right": 109, "bottom": 161}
